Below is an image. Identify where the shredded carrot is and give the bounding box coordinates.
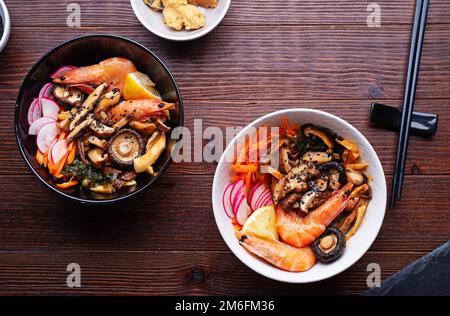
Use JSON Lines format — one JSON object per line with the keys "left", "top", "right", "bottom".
{"left": 67, "top": 144, "right": 76, "bottom": 165}
{"left": 244, "top": 172, "right": 252, "bottom": 196}
{"left": 56, "top": 180, "right": 78, "bottom": 189}
{"left": 54, "top": 154, "right": 69, "bottom": 176}
{"left": 232, "top": 164, "right": 258, "bottom": 173}
{"left": 58, "top": 131, "right": 67, "bottom": 141}
{"left": 280, "top": 116, "right": 300, "bottom": 137}
{"left": 36, "top": 150, "right": 44, "bottom": 166}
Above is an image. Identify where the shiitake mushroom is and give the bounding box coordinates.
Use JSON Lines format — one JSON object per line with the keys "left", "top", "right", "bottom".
{"left": 108, "top": 128, "right": 145, "bottom": 169}
{"left": 312, "top": 227, "right": 346, "bottom": 263}
{"left": 53, "top": 85, "right": 84, "bottom": 107}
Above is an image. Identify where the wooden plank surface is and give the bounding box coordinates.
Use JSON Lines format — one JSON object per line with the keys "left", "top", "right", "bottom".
{"left": 0, "top": 0, "right": 449, "bottom": 295}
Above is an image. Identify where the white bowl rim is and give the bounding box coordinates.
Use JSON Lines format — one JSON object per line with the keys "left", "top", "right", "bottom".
{"left": 212, "top": 108, "right": 387, "bottom": 283}
{"left": 0, "top": 0, "right": 11, "bottom": 52}
{"left": 130, "top": 0, "right": 231, "bottom": 42}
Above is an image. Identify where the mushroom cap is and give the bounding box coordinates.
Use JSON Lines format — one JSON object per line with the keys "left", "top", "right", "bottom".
{"left": 312, "top": 227, "right": 346, "bottom": 263}
{"left": 108, "top": 128, "right": 145, "bottom": 168}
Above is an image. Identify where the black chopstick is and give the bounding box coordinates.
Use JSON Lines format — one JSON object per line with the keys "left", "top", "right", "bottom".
{"left": 390, "top": 0, "right": 429, "bottom": 208}
{"left": 396, "top": 0, "right": 430, "bottom": 201}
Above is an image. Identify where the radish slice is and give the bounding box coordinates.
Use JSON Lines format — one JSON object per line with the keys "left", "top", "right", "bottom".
{"left": 51, "top": 140, "right": 68, "bottom": 165}
{"left": 260, "top": 195, "right": 274, "bottom": 208}
{"left": 41, "top": 97, "right": 59, "bottom": 119}
{"left": 28, "top": 117, "right": 55, "bottom": 135}
{"left": 27, "top": 98, "right": 40, "bottom": 125}
{"left": 230, "top": 180, "right": 244, "bottom": 211}
{"left": 222, "top": 184, "right": 234, "bottom": 219}
{"left": 39, "top": 83, "right": 53, "bottom": 106}
{"left": 37, "top": 122, "right": 59, "bottom": 153}
{"left": 250, "top": 184, "right": 267, "bottom": 211}
{"left": 50, "top": 66, "right": 77, "bottom": 79}
{"left": 248, "top": 182, "right": 262, "bottom": 205}
{"left": 232, "top": 186, "right": 245, "bottom": 216}
{"left": 256, "top": 190, "right": 272, "bottom": 210}
{"left": 235, "top": 195, "right": 251, "bottom": 226}
{"left": 47, "top": 138, "right": 58, "bottom": 165}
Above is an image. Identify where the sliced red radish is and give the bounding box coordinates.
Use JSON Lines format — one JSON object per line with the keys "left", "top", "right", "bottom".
{"left": 27, "top": 98, "right": 41, "bottom": 125}
{"left": 39, "top": 83, "right": 53, "bottom": 106}
{"left": 260, "top": 194, "right": 274, "bottom": 208}
{"left": 41, "top": 97, "right": 59, "bottom": 119}
{"left": 232, "top": 186, "right": 245, "bottom": 216}
{"left": 50, "top": 65, "right": 77, "bottom": 79}
{"left": 235, "top": 195, "right": 251, "bottom": 226}
{"left": 256, "top": 190, "right": 272, "bottom": 210}
{"left": 37, "top": 122, "right": 59, "bottom": 153}
{"left": 222, "top": 184, "right": 234, "bottom": 219}
{"left": 230, "top": 180, "right": 244, "bottom": 210}
{"left": 248, "top": 182, "right": 262, "bottom": 205}
{"left": 250, "top": 184, "right": 267, "bottom": 210}
{"left": 28, "top": 117, "right": 55, "bottom": 135}
{"left": 51, "top": 140, "right": 69, "bottom": 165}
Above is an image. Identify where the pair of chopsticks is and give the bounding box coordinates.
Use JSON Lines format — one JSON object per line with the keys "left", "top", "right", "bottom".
{"left": 390, "top": 0, "right": 430, "bottom": 208}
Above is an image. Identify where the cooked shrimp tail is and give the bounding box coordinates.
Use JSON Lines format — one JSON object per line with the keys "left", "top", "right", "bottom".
{"left": 108, "top": 99, "right": 175, "bottom": 123}
{"left": 277, "top": 182, "right": 354, "bottom": 248}
{"left": 236, "top": 231, "right": 316, "bottom": 272}
{"left": 53, "top": 57, "right": 137, "bottom": 94}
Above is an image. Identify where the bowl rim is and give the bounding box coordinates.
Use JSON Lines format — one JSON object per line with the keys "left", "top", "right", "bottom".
{"left": 0, "top": 0, "right": 11, "bottom": 52}
{"left": 212, "top": 108, "right": 387, "bottom": 283}
{"left": 14, "top": 34, "right": 184, "bottom": 205}
{"left": 130, "top": 0, "right": 231, "bottom": 42}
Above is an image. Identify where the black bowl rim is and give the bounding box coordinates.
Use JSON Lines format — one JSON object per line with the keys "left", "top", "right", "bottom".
{"left": 14, "top": 34, "right": 184, "bottom": 205}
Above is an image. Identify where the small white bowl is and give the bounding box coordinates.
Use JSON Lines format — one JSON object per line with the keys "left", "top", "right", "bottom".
{"left": 0, "top": 0, "right": 10, "bottom": 52}
{"left": 130, "top": 0, "right": 231, "bottom": 41}
{"left": 212, "top": 109, "right": 387, "bottom": 283}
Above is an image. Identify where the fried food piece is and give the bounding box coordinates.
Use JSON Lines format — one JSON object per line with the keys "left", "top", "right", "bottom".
{"left": 188, "top": 0, "right": 218, "bottom": 8}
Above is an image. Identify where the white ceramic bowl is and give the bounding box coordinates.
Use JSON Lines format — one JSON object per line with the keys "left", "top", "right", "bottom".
{"left": 0, "top": 0, "right": 10, "bottom": 52}
{"left": 212, "top": 109, "right": 387, "bottom": 283}
{"left": 130, "top": 0, "right": 231, "bottom": 41}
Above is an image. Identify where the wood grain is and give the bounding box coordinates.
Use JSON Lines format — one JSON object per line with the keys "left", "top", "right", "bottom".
{"left": 0, "top": 174, "right": 449, "bottom": 253}
{"left": 5, "top": 0, "right": 450, "bottom": 27}
{"left": 0, "top": 251, "right": 426, "bottom": 295}
{"left": 0, "top": 0, "right": 449, "bottom": 296}
{"left": 1, "top": 25, "right": 450, "bottom": 101}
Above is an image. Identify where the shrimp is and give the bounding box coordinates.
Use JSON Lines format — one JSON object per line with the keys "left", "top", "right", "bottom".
{"left": 53, "top": 57, "right": 137, "bottom": 94}
{"left": 276, "top": 182, "right": 354, "bottom": 248}
{"left": 108, "top": 99, "right": 176, "bottom": 123}
{"left": 236, "top": 232, "right": 316, "bottom": 272}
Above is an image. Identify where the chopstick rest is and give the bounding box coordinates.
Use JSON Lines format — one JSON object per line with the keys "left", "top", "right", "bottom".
{"left": 370, "top": 102, "right": 438, "bottom": 137}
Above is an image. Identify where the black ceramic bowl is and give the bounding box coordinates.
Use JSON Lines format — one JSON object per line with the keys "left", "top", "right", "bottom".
{"left": 15, "top": 35, "right": 183, "bottom": 204}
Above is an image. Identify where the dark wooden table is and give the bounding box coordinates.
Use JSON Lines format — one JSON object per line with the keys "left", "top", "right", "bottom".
{"left": 0, "top": 0, "right": 449, "bottom": 295}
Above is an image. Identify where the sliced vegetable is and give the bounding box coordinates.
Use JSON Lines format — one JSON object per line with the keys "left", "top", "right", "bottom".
{"left": 27, "top": 98, "right": 41, "bottom": 125}
{"left": 36, "top": 122, "right": 59, "bottom": 153}
{"left": 249, "top": 183, "right": 266, "bottom": 211}
{"left": 50, "top": 66, "right": 77, "bottom": 79}
{"left": 56, "top": 180, "right": 78, "bottom": 189}
{"left": 50, "top": 140, "right": 69, "bottom": 165}
{"left": 232, "top": 164, "right": 258, "bottom": 173}
{"left": 222, "top": 183, "right": 234, "bottom": 219}
{"left": 41, "top": 97, "right": 60, "bottom": 119}
{"left": 230, "top": 180, "right": 245, "bottom": 211}
{"left": 28, "top": 117, "right": 55, "bottom": 135}
{"left": 235, "top": 195, "right": 251, "bottom": 226}
{"left": 38, "top": 83, "right": 53, "bottom": 107}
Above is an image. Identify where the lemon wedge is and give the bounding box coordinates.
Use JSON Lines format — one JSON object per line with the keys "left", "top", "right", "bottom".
{"left": 242, "top": 205, "right": 278, "bottom": 241}
{"left": 124, "top": 71, "right": 161, "bottom": 101}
